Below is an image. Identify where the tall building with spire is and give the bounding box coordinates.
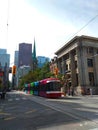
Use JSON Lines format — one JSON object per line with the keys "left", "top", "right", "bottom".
{"left": 32, "top": 38, "right": 37, "bottom": 71}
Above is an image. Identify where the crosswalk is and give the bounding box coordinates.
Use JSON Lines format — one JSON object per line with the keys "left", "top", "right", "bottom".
{"left": 7, "top": 97, "right": 27, "bottom": 102}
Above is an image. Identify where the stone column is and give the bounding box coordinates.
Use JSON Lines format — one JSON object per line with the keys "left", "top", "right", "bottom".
{"left": 57, "top": 58, "right": 61, "bottom": 74}
{"left": 69, "top": 51, "right": 77, "bottom": 87}
{"left": 93, "top": 49, "right": 98, "bottom": 85}
{"left": 76, "top": 47, "right": 83, "bottom": 86}
{"left": 82, "top": 47, "right": 89, "bottom": 86}
{"left": 62, "top": 56, "right": 66, "bottom": 75}
{"left": 76, "top": 46, "right": 89, "bottom": 86}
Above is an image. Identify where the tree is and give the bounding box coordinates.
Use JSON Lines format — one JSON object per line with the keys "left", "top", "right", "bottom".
{"left": 18, "top": 62, "right": 59, "bottom": 90}
{"left": 18, "top": 70, "right": 37, "bottom": 90}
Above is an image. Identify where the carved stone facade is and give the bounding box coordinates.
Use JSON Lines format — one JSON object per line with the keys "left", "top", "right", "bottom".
{"left": 50, "top": 57, "right": 58, "bottom": 76}
{"left": 55, "top": 35, "right": 98, "bottom": 95}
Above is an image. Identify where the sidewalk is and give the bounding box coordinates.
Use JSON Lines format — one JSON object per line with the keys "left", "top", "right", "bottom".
{"left": 13, "top": 90, "right": 98, "bottom": 100}
{"left": 65, "top": 94, "right": 98, "bottom": 99}
{"left": 17, "top": 90, "right": 31, "bottom": 96}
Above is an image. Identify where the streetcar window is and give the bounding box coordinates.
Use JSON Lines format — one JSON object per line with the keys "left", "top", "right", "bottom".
{"left": 46, "top": 83, "right": 50, "bottom": 91}
{"left": 46, "top": 82, "right": 61, "bottom": 91}
{"left": 52, "top": 82, "right": 61, "bottom": 91}
{"left": 40, "top": 84, "right": 46, "bottom": 91}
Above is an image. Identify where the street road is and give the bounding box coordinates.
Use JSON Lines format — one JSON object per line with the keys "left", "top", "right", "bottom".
{"left": 0, "top": 91, "right": 98, "bottom": 130}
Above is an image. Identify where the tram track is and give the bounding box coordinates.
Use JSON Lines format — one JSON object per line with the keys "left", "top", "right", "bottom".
{"left": 29, "top": 96, "right": 98, "bottom": 126}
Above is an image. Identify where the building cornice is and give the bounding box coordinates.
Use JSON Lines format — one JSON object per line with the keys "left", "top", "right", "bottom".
{"left": 55, "top": 35, "right": 98, "bottom": 55}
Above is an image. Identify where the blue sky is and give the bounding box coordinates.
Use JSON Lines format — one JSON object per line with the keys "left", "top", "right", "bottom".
{"left": 0, "top": 0, "right": 98, "bottom": 65}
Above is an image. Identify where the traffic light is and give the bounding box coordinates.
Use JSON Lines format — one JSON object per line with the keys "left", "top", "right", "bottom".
{"left": 12, "top": 65, "right": 16, "bottom": 75}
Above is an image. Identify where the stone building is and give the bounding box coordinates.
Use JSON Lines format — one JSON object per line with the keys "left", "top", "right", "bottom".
{"left": 50, "top": 57, "right": 58, "bottom": 75}
{"left": 55, "top": 35, "right": 98, "bottom": 95}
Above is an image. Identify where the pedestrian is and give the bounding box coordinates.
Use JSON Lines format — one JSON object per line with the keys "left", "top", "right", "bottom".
{"left": 90, "top": 88, "right": 92, "bottom": 96}
{"left": 71, "top": 87, "right": 74, "bottom": 96}
{"left": 1, "top": 87, "right": 6, "bottom": 99}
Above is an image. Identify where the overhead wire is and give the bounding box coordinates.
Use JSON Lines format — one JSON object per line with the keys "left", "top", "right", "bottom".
{"left": 0, "top": 0, "right": 10, "bottom": 67}
{"left": 65, "top": 14, "right": 98, "bottom": 42}
{"left": 48, "top": 14, "right": 98, "bottom": 58}
{"left": 6, "top": 0, "right": 10, "bottom": 49}
{"left": 1, "top": 2, "right": 98, "bottom": 64}
{"left": 6, "top": 0, "right": 17, "bottom": 66}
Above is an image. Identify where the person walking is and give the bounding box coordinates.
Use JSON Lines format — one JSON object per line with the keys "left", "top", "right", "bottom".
{"left": 90, "top": 88, "right": 92, "bottom": 96}
{"left": 71, "top": 86, "right": 74, "bottom": 96}
{"left": 1, "top": 87, "right": 6, "bottom": 99}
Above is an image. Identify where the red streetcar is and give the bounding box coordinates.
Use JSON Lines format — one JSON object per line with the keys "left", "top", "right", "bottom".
{"left": 39, "top": 78, "right": 63, "bottom": 98}
{"left": 24, "top": 78, "right": 64, "bottom": 98}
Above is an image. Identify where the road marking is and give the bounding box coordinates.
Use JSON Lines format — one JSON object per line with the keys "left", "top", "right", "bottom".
{"left": 25, "top": 109, "right": 36, "bottom": 114}
{"left": 22, "top": 97, "right": 27, "bottom": 100}
{"left": 30, "top": 98, "right": 81, "bottom": 120}
{"left": 15, "top": 98, "right": 20, "bottom": 100}
{"left": 89, "top": 128, "right": 98, "bottom": 130}
{"left": 5, "top": 106, "right": 17, "bottom": 110}
{"left": 76, "top": 108, "right": 98, "bottom": 113}
{"left": 8, "top": 99, "right": 13, "bottom": 101}
{"left": 0, "top": 112, "right": 11, "bottom": 115}
{"left": 7, "top": 97, "right": 27, "bottom": 102}
{"left": 4, "top": 116, "right": 16, "bottom": 120}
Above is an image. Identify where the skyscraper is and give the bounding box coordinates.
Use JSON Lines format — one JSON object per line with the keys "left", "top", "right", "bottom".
{"left": 14, "top": 51, "right": 19, "bottom": 67}
{"left": 0, "top": 49, "right": 10, "bottom": 68}
{"left": 37, "top": 56, "right": 50, "bottom": 68}
{"left": 18, "top": 43, "right": 32, "bottom": 67}
{"left": 0, "top": 49, "right": 10, "bottom": 89}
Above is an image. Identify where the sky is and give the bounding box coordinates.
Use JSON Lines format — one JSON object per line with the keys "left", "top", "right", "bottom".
{"left": 0, "top": 0, "right": 98, "bottom": 66}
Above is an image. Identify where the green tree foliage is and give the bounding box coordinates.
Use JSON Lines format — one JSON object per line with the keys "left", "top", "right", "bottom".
{"left": 39, "top": 62, "right": 52, "bottom": 79}
{"left": 18, "top": 70, "right": 37, "bottom": 90}
{"left": 18, "top": 62, "right": 53, "bottom": 90}
{"left": 18, "top": 62, "right": 64, "bottom": 90}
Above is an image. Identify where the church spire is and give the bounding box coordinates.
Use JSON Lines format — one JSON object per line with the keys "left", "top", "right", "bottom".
{"left": 33, "top": 38, "right": 36, "bottom": 61}
{"left": 32, "top": 37, "right": 37, "bottom": 70}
